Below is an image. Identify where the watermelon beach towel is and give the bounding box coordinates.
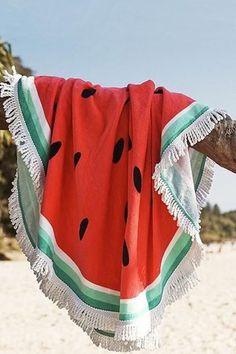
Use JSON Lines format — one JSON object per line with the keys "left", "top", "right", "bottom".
{"left": 0, "top": 68, "right": 227, "bottom": 351}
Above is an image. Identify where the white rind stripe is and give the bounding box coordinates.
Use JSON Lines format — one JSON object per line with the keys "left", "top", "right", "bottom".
{"left": 120, "top": 227, "right": 183, "bottom": 304}
{"left": 39, "top": 213, "right": 120, "bottom": 296}
{"left": 40, "top": 213, "right": 185, "bottom": 302}
{"left": 27, "top": 76, "right": 51, "bottom": 143}
{"left": 161, "top": 101, "right": 198, "bottom": 137}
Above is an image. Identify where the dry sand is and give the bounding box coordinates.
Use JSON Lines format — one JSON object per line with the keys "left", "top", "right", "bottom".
{"left": 0, "top": 242, "right": 236, "bottom": 354}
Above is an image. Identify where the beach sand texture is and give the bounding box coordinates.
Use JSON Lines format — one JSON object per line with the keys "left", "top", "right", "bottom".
{"left": 0, "top": 241, "right": 236, "bottom": 354}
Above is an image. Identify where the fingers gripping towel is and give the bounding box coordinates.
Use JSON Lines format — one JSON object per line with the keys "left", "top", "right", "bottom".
{"left": 0, "top": 68, "right": 227, "bottom": 351}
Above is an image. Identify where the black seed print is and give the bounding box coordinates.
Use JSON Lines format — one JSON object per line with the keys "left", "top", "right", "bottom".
{"left": 124, "top": 202, "right": 128, "bottom": 223}
{"left": 122, "top": 240, "right": 129, "bottom": 266}
{"left": 133, "top": 166, "right": 142, "bottom": 193}
{"left": 128, "top": 135, "right": 132, "bottom": 151}
{"left": 53, "top": 102, "right": 57, "bottom": 114}
{"left": 154, "top": 88, "right": 163, "bottom": 94}
{"left": 79, "top": 218, "right": 89, "bottom": 240}
{"left": 113, "top": 138, "right": 124, "bottom": 163}
{"left": 74, "top": 152, "right": 81, "bottom": 167}
{"left": 81, "top": 88, "right": 96, "bottom": 98}
{"left": 49, "top": 141, "right": 62, "bottom": 159}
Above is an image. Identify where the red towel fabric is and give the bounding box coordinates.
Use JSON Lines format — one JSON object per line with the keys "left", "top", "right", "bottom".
{"left": 0, "top": 70, "right": 227, "bottom": 351}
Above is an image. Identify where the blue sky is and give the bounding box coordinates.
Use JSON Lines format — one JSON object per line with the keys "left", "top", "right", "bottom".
{"left": 1, "top": 0, "right": 236, "bottom": 211}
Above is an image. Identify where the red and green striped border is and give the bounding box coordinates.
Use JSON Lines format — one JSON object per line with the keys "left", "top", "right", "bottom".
{"left": 17, "top": 155, "right": 193, "bottom": 316}
{"left": 161, "top": 101, "right": 210, "bottom": 155}
{"left": 11, "top": 75, "right": 206, "bottom": 336}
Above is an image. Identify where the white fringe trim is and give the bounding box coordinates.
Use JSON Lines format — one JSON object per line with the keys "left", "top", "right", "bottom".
{"left": 1, "top": 70, "right": 207, "bottom": 351}
{"left": 0, "top": 69, "right": 45, "bottom": 204}
{"left": 152, "top": 108, "right": 227, "bottom": 242}
{"left": 90, "top": 324, "right": 161, "bottom": 352}
{"left": 157, "top": 108, "right": 227, "bottom": 169}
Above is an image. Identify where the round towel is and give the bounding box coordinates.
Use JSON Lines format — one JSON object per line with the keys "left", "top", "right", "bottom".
{"left": 0, "top": 69, "right": 227, "bottom": 351}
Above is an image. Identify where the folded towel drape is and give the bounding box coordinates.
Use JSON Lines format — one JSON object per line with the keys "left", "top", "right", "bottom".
{"left": 0, "top": 69, "right": 227, "bottom": 351}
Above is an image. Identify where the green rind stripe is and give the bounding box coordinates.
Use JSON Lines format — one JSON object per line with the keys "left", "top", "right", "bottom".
{"left": 161, "top": 104, "right": 209, "bottom": 154}
{"left": 94, "top": 328, "right": 115, "bottom": 337}
{"left": 17, "top": 78, "right": 48, "bottom": 170}
{"left": 38, "top": 222, "right": 192, "bottom": 315}
{"left": 190, "top": 150, "right": 201, "bottom": 187}
{"left": 119, "top": 230, "right": 188, "bottom": 314}
{"left": 93, "top": 236, "right": 191, "bottom": 334}
{"left": 190, "top": 149, "right": 207, "bottom": 191}
{"left": 119, "top": 234, "right": 191, "bottom": 319}
{"left": 157, "top": 151, "right": 206, "bottom": 238}
{"left": 147, "top": 238, "right": 191, "bottom": 308}
{"left": 18, "top": 167, "right": 195, "bottom": 315}
{"left": 38, "top": 228, "right": 120, "bottom": 311}
{"left": 17, "top": 151, "right": 40, "bottom": 248}
{"left": 195, "top": 155, "right": 207, "bottom": 190}
{"left": 38, "top": 221, "right": 192, "bottom": 316}
{"left": 159, "top": 173, "right": 198, "bottom": 230}
{"left": 39, "top": 236, "right": 120, "bottom": 312}
{"left": 16, "top": 165, "right": 121, "bottom": 309}
{"left": 39, "top": 226, "right": 120, "bottom": 306}
{"left": 14, "top": 92, "right": 203, "bottom": 319}
{"left": 17, "top": 173, "right": 36, "bottom": 248}
{"left": 23, "top": 77, "right": 49, "bottom": 152}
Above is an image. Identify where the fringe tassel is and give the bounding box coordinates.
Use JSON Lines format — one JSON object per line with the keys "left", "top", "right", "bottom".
{"left": 1, "top": 70, "right": 208, "bottom": 351}
{"left": 152, "top": 108, "right": 227, "bottom": 242}
{"left": 112, "top": 238, "right": 204, "bottom": 345}
{"left": 0, "top": 70, "right": 45, "bottom": 204}
{"left": 90, "top": 325, "right": 161, "bottom": 352}
{"left": 195, "top": 157, "right": 215, "bottom": 212}
{"left": 159, "top": 109, "right": 227, "bottom": 169}
{"left": 152, "top": 170, "right": 200, "bottom": 241}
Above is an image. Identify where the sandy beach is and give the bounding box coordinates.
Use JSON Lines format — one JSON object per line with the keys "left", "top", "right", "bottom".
{"left": 0, "top": 242, "right": 236, "bottom": 354}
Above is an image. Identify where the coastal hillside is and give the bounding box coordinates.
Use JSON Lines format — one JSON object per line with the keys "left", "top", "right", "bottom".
{"left": 200, "top": 203, "right": 236, "bottom": 244}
